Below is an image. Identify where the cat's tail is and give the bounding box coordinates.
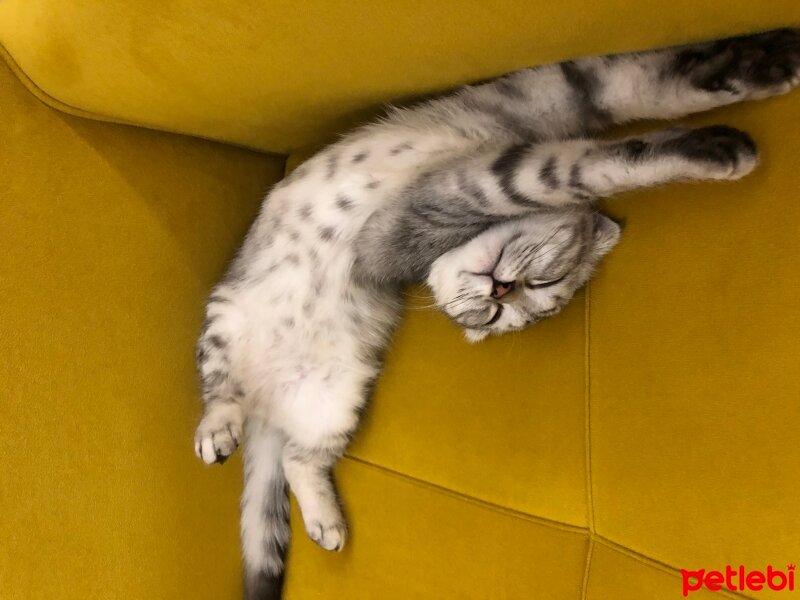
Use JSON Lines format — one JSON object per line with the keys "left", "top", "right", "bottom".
{"left": 241, "top": 418, "right": 290, "bottom": 600}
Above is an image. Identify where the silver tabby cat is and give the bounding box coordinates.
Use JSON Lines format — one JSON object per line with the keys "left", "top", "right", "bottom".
{"left": 193, "top": 29, "right": 800, "bottom": 599}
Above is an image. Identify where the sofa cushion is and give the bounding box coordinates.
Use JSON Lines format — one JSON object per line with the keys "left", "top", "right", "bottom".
{"left": 0, "top": 56, "right": 284, "bottom": 600}
{"left": 350, "top": 290, "right": 590, "bottom": 528}
{"left": 589, "top": 96, "right": 800, "bottom": 582}
{"left": 0, "top": 0, "right": 798, "bottom": 152}
{"left": 585, "top": 541, "right": 725, "bottom": 600}
{"left": 285, "top": 458, "right": 589, "bottom": 599}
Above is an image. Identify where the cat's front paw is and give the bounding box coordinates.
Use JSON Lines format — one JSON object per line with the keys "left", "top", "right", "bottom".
{"left": 194, "top": 405, "right": 243, "bottom": 465}
{"left": 681, "top": 28, "right": 800, "bottom": 99}
{"left": 664, "top": 126, "right": 758, "bottom": 180}
{"left": 306, "top": 519, "right": 347, "bottom": 552}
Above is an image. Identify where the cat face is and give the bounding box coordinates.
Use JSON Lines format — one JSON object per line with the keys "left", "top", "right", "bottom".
{"left": 427, "top": 212, "right": 620, "bottom": 342}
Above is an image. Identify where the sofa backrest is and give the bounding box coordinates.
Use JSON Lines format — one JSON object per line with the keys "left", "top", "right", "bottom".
{"left": 1, "top": 0, "right": 795, "bottom": 153}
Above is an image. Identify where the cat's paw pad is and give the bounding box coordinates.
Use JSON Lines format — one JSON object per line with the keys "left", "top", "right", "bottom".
{"left": 666, "top": 126, "right": 758, "bottom": 180}
{"left": 306, "top": 520, "right": 347, "bottom": 552}
{"left": 684, "top": 28, "right": 800, "bottom": 98}
{"left": 194, "top": 410, "right": 242, "bottom": 465}
{"left": 737, "top": 28, "right": 800, "bottom": 96}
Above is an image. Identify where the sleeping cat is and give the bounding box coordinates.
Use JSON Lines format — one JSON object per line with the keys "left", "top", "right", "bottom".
{"left": 193, "top": 28, "right": 800, "bottom": 599}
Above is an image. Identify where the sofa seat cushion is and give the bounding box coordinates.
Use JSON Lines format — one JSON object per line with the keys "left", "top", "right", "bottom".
{"left": 589, "top": 95, "right": 800, "bottom": 582}
{"left": 285, "top": 458, "right": 589, "bottom": 599}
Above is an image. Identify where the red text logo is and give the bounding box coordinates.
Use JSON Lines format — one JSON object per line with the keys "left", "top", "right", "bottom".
{"left": 681, "top": 565, "right": 795, "bottom": 596}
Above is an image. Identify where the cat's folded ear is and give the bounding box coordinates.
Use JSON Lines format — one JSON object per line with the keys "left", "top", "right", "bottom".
{"left": 592, "top": 213, "right": 623, "bottom": 257}
{"left": 464, "top": 328, "right": 490, "bottom": 343}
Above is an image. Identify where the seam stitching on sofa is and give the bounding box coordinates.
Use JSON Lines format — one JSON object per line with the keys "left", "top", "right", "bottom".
{"left": 345, "top": 454, "right": 754, "bottom": 599}
{"left": 0, "top": 43, "right": 285, "bottom": 157}
{"left": 574, "top": 291, "right": 752, "bottom": 600}
{"left": 584, "top": 284, "right": 595, "bottom": 532}
{"left": 342, "top": 455, "right": 588, "bottom": 535}
{"left": 593, "top": 536, "right": 756, "bottom": 600}
{"left": 580, "top": 535, "right": 595, "bottom": 600}
{"left": 580, "top": 284, "right": 596, "bottom": 598}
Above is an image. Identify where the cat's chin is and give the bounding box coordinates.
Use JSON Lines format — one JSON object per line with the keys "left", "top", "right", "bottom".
{"left": 464, "top": 328, "right": 490, "bottom": 343}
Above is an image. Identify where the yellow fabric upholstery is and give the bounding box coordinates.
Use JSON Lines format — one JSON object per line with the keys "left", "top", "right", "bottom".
{"left": 0, "top": 58, "right": 283, "bottom": 599}
{"left": 585, "top": 542, "right": 726, "bottom": 600}
{"left": 349, "top": 291, "right": 589, "bottom": 527}
{"left": 285, "top": 459, "right": 589, "bottom": 599}
{"left": 0, "top": 0, "right": 797, "bottom": 153}
{"left": 2, "top": 1, "right": 800, "bottom": 599}
{"left": 589, "top": 94, "right": 800, "bottom": 576}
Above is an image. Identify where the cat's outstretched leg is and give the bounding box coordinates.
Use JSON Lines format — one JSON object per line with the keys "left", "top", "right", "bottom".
{"left": 194, "top": 289, "right": 246, "bottom": 465}
{"left": 419, "top": 28, "right": 800, "bottom": 141}
{"left": 276, "top": 373, "right": 373, "bottom": 552}
{"left": 568, "top": 126, "right": 758, "bottom": 198}
{"left": 569, "top": 28, "right": 800, "bottom": 127}
{"left": 403, "top": 126, "right": 757, "bottom": 214}
{"left": 281, "top": 442, "right": 348, "bottom": 552}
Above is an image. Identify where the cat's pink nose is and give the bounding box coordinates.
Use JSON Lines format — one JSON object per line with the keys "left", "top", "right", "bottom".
{"left": 491, "top": 280, "right": 515, "bottom": 299}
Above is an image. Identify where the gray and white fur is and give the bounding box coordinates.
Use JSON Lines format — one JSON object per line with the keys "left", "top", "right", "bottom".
{"left": 193, "top": 29, "right": 800, "bottom": 599}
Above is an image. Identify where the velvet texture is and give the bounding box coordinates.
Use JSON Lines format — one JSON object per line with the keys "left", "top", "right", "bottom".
{"left": 0, "top": 58, "right": 283, "bottom": 599}
{"left": 2, "top": 2, "right": 799, "bottom": 598}
{"left": 0, "top": 0, "right": 798, "bottom": 152}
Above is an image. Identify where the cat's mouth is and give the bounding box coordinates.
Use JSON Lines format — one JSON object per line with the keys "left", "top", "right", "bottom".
{"left": 485, "top": 304, "right": 504, "bottom": 326}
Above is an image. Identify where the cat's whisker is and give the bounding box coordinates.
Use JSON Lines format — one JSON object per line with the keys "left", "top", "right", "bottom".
{"left": 404, "top": 290, "right": 474, "bottom": 312}
{"left": 503, "top": 225, "right": 563, "bottom": 275}
{"left": 529, "top": 238, "right": 574, "bottom": 264}
{"left": 521, "top": 226, "right": 566, "bottom": 265}
{"left": 402, "top": 290, "right": 435, "bottom": 300}
{"left": 404, "top": 303, "right": 439, "bottom": 311}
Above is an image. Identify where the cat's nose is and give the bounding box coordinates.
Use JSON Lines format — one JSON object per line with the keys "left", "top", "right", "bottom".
{"left": 491, "top": 279, "right": 515, "bottom": 299}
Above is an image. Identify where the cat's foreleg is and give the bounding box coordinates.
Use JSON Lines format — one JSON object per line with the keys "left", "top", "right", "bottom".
{"left": 413, "top": 125, "right": 756, "bottom": 217}
{"left": 568, "top": 126, "right": 759, "bottom": 199}
{"left": 429, "top": 28, "right": 799, "bottom": 141}
{"left": 277, "top": 373, "right": 374, "bottom": 552}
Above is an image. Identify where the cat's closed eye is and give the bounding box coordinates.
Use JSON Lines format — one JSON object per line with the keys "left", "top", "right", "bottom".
{"left": 525, "top": 274, "right": 567, "bottom": 289}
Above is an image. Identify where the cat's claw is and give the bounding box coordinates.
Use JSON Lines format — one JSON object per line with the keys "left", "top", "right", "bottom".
{"left": 194, "top": 410, "right": 242, "bottom": 465}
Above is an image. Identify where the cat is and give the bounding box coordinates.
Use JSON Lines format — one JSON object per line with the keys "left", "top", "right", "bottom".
{"left": 193, "top": 28, "right": 800, "bottom": 599}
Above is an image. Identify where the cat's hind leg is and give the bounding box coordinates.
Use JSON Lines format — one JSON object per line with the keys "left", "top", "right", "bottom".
{"left": 275, "top": 371, "right": 373, "bottom": 552}
{"left": 282, "top": 442, "right": 348, "bottom": 551}
{"left": 194, "top": 291, "right": 246, "bottom": 465}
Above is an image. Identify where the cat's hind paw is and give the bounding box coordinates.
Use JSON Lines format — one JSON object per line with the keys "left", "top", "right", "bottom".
{"left": 194, "top": 406, "right": 242, "bottom": 465}
{"left": 306, "top": 519, "right": 347, "bottom": 552}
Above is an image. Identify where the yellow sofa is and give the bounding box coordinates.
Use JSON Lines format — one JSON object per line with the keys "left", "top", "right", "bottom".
{"left": 2, "top": 2, "right": 799, "bottom": 598}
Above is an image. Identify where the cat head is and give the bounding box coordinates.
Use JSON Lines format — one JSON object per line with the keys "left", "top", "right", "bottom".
{"left": 426, "top": 211, "right": 620, "bottom": 342}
